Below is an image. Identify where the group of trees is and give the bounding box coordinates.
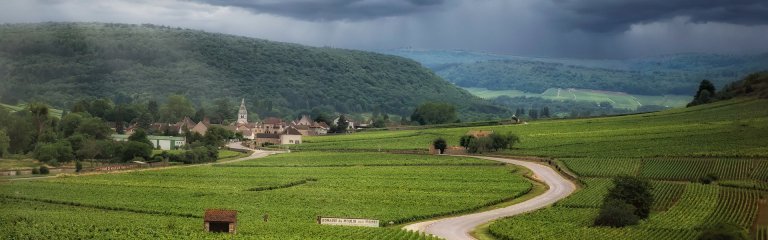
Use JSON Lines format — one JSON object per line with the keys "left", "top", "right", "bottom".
{"left": 514, "top": 107, "right": 551, "bottom": 119}
{"left": 411, "top": 102, "right": 458, "bottom": 125}
{"left": 688, "top": 72, "right": 768, "bottom": 107}
{"left": 594, "top": 176, "right": 654, "bottom": 227}
{"left": 0, "top": 96, "right": 236, "bottom": 166}
{"left": 458, "top": 133, "right": 520, "bottom": 154}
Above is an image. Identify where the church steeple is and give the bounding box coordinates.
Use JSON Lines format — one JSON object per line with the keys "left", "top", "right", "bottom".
{"left": 237, "top": 98, "right": 248, "bottom": 124}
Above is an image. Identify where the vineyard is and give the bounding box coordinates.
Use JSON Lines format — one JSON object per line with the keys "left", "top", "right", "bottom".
{"left": 294, "top": 98, "right": 768, "bottom": 239}
{"left": 1, "top": 98, "right": 766, "bottom": 239}
{"left": 0, "top": 152, "right": 530, "bottom": 239}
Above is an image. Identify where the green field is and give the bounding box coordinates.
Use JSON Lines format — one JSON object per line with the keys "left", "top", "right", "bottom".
{"left": 0, "top": 103, "right": 64, "bottom": 119}
{"left": 2, "top": 98, "right": 766, "bottom": 239}
{"left": 465, "top": 87, "right": 692, "bottom": 109}
{"left": 293, "top": 98, "right": 768, "bottom": 239}
{"left": 0, "top": 152, "right": 531, "bottom": 239}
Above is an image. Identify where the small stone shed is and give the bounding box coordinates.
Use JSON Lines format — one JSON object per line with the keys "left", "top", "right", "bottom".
{"left": 204, "top": 209, "right": 237, "bottom": 233}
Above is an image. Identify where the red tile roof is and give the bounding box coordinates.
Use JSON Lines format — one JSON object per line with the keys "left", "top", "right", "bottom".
{"left": 204, "top": 209, "right": 237, "bottom": 222}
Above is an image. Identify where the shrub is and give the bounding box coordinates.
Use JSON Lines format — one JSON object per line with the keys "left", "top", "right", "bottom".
{"left": 39, "top": 166, "right": 50, "bottom": 175}
{"left": 31, "top": 168, "right": 40, "bottom": 174}
{"left": 606, "top": 176, "right": 654, "bottom": 219}
{"left": 594, "top": 198, "right": 639, "bottom": 227}
{"left": 699, "top": 173, "right": 719, "bottom": 184}
{"left": 697, "top": 222, "right": 749, "bottom": 240}
{"left": 75, "top": 161, "right": 83, "bottom": 172}
{"left": 433, "top": 138, "right": 447, "bottom": 154}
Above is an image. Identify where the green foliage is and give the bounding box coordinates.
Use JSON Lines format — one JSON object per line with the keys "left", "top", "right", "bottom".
{"left": 128, "top": 129, "right": 152, "bottom": 146}
{"left": 604, "top": 176, "right": 654, "bottom": 219}
{"left": 697, "top": 222, "right": 749, "bottom": 240}
{"left": 688, "top": 80, "right": 717, "bottom": 107}
{"left": 75, "top": 161, "right": 82, "bottom": 173}
{"left": 411, "top": 102, "right": 458, "bottom": 125}
{"left": 160, "top": 95, "right": 195, "bottom": 122}
{"left": 34, "top": 140, "right": 74, "bottom": 163}
{"left": 121, "top": 141, "right": 152, "bottom": 162}
{"left": 0, "top": 129, "right": 9, "bottom": 157}
{"left": 38, "top": 166, "right": 49, "bottom": 175}
{"left": 0, "top": 22, "right": 507, "bottom": 120}
{"left": 464, "top": 133, "right": 519, "bottom": 154}
{"left": 202, "top": 126, "right": 234, "bottom": 147}
{"left": 699, "top": 173, "right": 719, "bottom": 184}
{"left": 74, "top": 117, "right": 112, "bottom": 139}
{"left": 432, "top": 138, "right": 447, "bottom": 153}
{"left": 593, "top": 198, "right": 639, "bottom": 227}
{"left": 331, "top": 115, "right": 349, "bottom": 133}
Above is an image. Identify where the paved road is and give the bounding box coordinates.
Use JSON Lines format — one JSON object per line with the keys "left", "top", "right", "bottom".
{"left": 403, "top": 155, "right": 577, "bottom": 240}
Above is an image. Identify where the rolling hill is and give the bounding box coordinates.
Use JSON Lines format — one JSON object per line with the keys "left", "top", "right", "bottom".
{"left": 382, "top": 49, "right": 768, "bottom": 96}
{"left": 0, "top": 23, "right": 507, "bottom": 120}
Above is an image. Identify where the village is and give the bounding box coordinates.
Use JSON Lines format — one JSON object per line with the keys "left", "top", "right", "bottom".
{"left": 111, "top": 99, "right": 360, "bottom": 150}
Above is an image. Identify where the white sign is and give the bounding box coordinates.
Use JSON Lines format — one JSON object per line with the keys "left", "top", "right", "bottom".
{"left": 318, "top": 217, "right": 380, "bottom": 227}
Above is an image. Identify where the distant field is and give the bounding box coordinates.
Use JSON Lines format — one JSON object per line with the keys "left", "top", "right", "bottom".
{"left": 465, "top": 87, "right": 692, "bottom": 109}
{"left": 0, "top": 103, "right": 64, "bottom": 119}
{"left": 0, "top": 152, "right": 530, "bottom": 239}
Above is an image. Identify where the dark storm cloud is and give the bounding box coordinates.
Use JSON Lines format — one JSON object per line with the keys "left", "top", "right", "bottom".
{"left": 551, "top": 0, "right": 768, "bottom": 32}
{"left": 195, "top": 0, "right": 449, "bottom": 21}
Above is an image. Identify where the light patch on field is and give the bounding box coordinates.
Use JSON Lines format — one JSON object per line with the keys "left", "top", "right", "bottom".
{"left": 464, "top": 87, "right": 692, "bottom": 110}
{"left": 1, "top": 103, "right": 64, "bottom": 119}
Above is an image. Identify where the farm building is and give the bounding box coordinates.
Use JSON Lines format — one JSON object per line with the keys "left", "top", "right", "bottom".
{"left": 111, "top": 134, "right": 186, "bottom": 150}
{"left": 203, "top": 209, "right": 237, "bottom": 233}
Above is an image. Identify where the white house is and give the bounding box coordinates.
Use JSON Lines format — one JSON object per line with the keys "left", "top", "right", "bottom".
{"left": 112, "top": 134, "right": 186, "bottom": 150}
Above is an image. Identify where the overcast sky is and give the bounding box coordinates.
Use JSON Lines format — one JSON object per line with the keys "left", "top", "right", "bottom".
{"left": 1, "top": 0, "right": 767, "bottom": 59}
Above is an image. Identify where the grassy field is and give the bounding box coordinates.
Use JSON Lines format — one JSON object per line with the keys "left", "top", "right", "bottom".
{"left": 465, "top": 87, "right": 692, "bottom": 109}
{"left": 0, "top": 152, "right": 531, "bottom": 239}
{"left": 294, "top": 98, "right": 768, "bottom": 239}
{"left": 0, "top": 102, "right": 64, "bottom": 119}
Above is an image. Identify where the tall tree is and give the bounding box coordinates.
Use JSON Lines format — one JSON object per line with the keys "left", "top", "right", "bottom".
{"left": 688, "top": 80, "right": 718, "bottom": 107}
{"left": 212, "top": 98, "right": 233, "bottom": 124}
{"left": 160, "top": 94, "right": 195, "bottom": 122}
{"left": 147, "top": 100, "right": 159, "bottom": 120}
{"left": 0, "top": 129, "right": 9, "bottom": 157}
{"left": 28, "top": 102, "right": 50, "bottom": 138}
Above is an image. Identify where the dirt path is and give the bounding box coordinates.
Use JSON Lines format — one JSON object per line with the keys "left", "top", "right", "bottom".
{"left": 403, "top": 155, "right": 577, "bottom": 240}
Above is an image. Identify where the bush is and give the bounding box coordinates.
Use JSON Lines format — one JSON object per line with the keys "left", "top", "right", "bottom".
{"left": 464, "top": 133, "right": 520, "bottom": 153}
{"left": 697, "top": 222, "right": 749, "bottom": 240}
{"left": 606, "top": 176, "right": 654, "bottom": 219}
{"left": 433, "top": 138, "right": 447, "bottom": 154}
{"left": 120, "top": 141, "right": 152, "bottom": 162}
{"left": 31, "top": 168, "right": 40, "bottom": 174}
{"left": 34, "top": 140, "right": 74, "bottom": 163}
{"left": 75, "top": 161, "right": 83, "bottom": 172}
{"left": 699, "top": 173, "right": 719, "bottom": 184}
{"left": 39, "top": 166, "right": 50, "bottom": 175}
{"left": 594, "top": 198, "right": 639, "bottom": 227}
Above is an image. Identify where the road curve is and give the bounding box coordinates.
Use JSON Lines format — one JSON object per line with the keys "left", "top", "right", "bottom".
{"left": 403, "top": 155, "right": 577, "bottom": 240}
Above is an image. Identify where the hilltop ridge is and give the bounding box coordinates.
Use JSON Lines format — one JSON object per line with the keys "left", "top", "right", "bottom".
{"left": 0, "top": 23, "right": 507, "bottom": 120}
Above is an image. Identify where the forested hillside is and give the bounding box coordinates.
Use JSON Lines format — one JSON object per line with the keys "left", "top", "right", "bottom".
{"left": 0, "top": 23, "right": 507, "bottom": 120}
{"left": 383, "top": 49, "right": 768, "bottom": 96}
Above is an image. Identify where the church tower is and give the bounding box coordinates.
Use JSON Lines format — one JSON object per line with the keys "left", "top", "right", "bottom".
{"left": 237, "top": 98, "right": 248, "bottom": 124}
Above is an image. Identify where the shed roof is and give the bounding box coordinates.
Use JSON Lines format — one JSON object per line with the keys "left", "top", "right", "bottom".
{"left": 204, "top": 209, "right": 237, "bottom": 222}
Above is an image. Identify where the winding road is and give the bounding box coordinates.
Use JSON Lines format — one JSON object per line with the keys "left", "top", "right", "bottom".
{"left": 403, "top": 156, "right": 577, "bottom": 240}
